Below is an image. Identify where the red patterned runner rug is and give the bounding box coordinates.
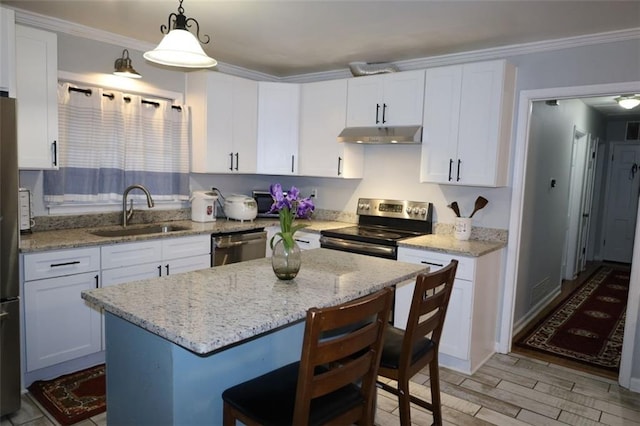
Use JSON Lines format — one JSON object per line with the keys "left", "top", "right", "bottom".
{"left": 28, "top": 364, "right": 106, "bottom": 425}
{"left": 515, "top": 266, "right": 630, "bottom": 372}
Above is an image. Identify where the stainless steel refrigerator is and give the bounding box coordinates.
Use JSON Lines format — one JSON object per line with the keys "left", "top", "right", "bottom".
{"left": 0, "top": 94, "right": 21, "bottom": 416}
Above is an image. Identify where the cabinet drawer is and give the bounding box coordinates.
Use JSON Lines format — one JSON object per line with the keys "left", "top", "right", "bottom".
{"left": 101, "top": 240, "right": 162, "bottom": 269}
{"left": 24, "top": 247, "right": 100, "bottom": 281}
{"left": 293, "top": 232, "right": 320, "bottom": 251}
{"left": 162, "top": 235, "right": 211, "bottom": 259}
{"left": 397, "top": 247, "right": 474, "bottom": 281}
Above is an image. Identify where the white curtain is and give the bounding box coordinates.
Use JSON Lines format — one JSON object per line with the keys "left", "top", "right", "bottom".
{"left": 44, "top": 83, "right": 190, "bottom": 204}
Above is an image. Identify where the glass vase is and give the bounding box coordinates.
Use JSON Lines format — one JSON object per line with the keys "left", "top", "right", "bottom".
{"left": 271, "top": 238, "right": 301, "bottom": 280}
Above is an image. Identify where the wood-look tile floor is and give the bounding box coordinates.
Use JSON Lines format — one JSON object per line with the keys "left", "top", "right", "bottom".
{"left": 2, "top": 352, "right": 638, "bottom": 426}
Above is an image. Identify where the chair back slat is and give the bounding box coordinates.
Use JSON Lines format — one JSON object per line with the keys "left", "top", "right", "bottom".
{"left": 293, "top": 287, "right": 393, "bottom": 425}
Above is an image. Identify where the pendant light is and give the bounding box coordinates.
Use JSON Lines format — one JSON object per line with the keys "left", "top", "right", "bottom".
{"left": 113, "top": 49, "right": 142, "bottom": 78}
{"left": 615, "top": 94, "right": 640, "bottom": 110}
{"left": 143, "top": 0, "right": 217, "bottom": 69}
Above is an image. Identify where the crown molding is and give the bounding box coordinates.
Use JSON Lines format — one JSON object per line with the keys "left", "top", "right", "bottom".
{"left": 13, "top": 7, "right": 640, "bottom": 83}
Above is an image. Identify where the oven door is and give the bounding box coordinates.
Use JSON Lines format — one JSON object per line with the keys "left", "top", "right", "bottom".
{"left": 319, "top": 236, "right": 397, "bottom": 260}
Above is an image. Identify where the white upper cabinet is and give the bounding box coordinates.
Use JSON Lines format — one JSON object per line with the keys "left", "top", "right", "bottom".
{"left": 15, "top": 25, "right": 59, "bottom": 169}
{"left": 186, "top": 71, "right": 258, "bottom": 174}
{"left": 256, "top": 82, "right": 300, "bottom": 175}
{"left": 420, "top": 60, "right": 516, "bottom": 186}
{"left": 0, "top": 6, "right": 15, "bottom": 95}
{"left": 346, "top": 70, "right": 425, "bottom": 127}
{"left": 299, "top": 79, "right": 363, "bottom": 178}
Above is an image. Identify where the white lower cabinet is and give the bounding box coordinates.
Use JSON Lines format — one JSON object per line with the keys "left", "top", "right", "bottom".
{"left": 22, "top": 235, "right": 211, "bottom": 377}
{"left": 23, "top": 247, "right": 102, "bottom": 372}
{"left": 396, "top": 246, "right": 503, "bottom": 374}
{"left": 100, "top": 235, "right": 211, "bottom": 346}
{"left": 265, "top": 227, "right": 320, "bottom": 257}
{"left": 100, "top": 235, "right": 211, "bottom": 285}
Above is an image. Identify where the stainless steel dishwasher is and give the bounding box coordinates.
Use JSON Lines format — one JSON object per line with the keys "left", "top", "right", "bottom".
{"left": 212, "top": 230, "right": 267, "bottom": 266}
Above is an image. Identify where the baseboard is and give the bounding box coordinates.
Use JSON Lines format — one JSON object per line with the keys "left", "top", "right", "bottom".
{"left": 512, "top": 287, "right": 561, "bottom": 336}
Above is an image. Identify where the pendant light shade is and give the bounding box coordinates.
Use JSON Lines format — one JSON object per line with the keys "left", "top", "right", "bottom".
{"left": 144, "top": 0, "right": 217, "bottom": 69}
{"left": 114, "top": 49, "right": 142, "bottom": 78}
{"left": 615, "top": 94, "right": 640, "bottom": 110}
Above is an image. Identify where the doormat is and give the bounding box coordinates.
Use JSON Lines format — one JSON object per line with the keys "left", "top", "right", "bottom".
{"left": 28, "top": 364, "right": 106, "bottom": 426}
{"left": 515, "top": 266, "right": 630, "bottom": 372}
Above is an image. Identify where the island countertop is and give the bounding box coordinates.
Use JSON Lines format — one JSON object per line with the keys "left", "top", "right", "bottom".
{"left": 81, "top": 248, "right": 427, "bottom": 355}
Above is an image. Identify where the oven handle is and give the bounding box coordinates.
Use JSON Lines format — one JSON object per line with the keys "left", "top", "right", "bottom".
{"left": 319, "top": 236, "right": 396, "bottom": 257}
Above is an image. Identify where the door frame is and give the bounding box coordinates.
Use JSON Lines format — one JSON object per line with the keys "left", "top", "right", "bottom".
{"left": 499, "top": 80, "right": 640, "bottom": 390}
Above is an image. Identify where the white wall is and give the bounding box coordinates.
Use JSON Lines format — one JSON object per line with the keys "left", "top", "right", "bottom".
{"left": 513, "top": 99, "right": 606, "bottom": 324}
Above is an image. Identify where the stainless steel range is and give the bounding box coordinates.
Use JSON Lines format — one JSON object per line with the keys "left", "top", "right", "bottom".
{"left": 320, "top": 198, "right": 433, "bottom": 260}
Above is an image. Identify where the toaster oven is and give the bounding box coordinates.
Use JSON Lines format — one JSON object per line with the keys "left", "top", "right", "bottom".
{"left": 252, "top": 190, "right": 280, "bottom": 218}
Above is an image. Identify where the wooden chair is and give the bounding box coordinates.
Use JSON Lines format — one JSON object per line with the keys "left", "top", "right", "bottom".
{"left": 377, "top": 260, "right": 458, "bottom": 426}
{"left": 222, "top": 287, "right": 394, "bottom": 426}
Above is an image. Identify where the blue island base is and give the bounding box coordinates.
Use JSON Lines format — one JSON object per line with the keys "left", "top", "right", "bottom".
{"left": 105, "top": 313, "right": 304, "bottom": 425}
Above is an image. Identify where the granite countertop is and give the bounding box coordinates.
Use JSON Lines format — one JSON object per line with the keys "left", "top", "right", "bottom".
{"left": 19, "top": 218, "right": 348, "bottom": 253}
{"left": 81, "top": 248, "right": 427, "bottom": 355}
{"left": 20, "top": 217, "right": 505, "bottom": 257}
{"left": 399, "top": 234, "right": 506, "bottom": 257}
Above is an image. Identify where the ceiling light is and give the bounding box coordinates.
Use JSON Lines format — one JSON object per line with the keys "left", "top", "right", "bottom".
{"left": 113, "top": 49, "right": 141, "bottom": 79}
{"left": 615, "top": 94, "right": 640, "bottom": 110}
{"left": 143, "top": 0, "right": 217, "bottom": 69}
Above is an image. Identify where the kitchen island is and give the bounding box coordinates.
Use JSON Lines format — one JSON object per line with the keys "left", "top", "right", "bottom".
{"left": 81, "top": 248, "right": 426, "bottom": 425}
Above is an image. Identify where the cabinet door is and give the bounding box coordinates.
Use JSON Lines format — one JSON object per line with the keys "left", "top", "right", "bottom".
{"left": 166, "top": 254, "right": 211, "bottom": 276}
{"left": 382, "top": 70, "right": 425, "bottom": 126}
{"left": 456, "top": 60, "right": 512, "bottom": 186}
{"left": 15, "top": 25, "right": 58, "bottom": 170}
{"left": 420, "top": 65, "right": 462, "bottom": 184}
{"left": 187, "top": 72, "right": 258, "bottom": 174}
{"left": 233, "top": 77, "right": 259, "bottom": 173}
{"left": 0, "top": 6, "right": 15, "bottom": 94}
{"left": 257, "top": 82, "right": 300, "bottom": 175}
{"left": 345, "top": 75, "right": 384, "bottom": 127}
{"left": 438, "top": 279, "right": 472, "bottom": 359}
{"left": 101, "top": 263, "right": 161, "bottom": 287}
{"left": 24, "top": 272, "right": 101, "bottom": 371}
{"left": 299, "top": 79, "right": 363, "bottom": 178}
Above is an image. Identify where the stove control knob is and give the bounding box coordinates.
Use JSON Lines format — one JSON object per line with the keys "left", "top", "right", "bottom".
{"left": 420, "top": 208, "right": 427, "bottom": 216}
{"left": 359, "top": 203, "right": 369, "bottom": 210}
{"left": 405, "top": 206, "right": 412, "bottom": 214}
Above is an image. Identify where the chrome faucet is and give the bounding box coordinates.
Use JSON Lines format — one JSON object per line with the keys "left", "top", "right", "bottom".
{"left": 122, "top": 184, "right": 155, "bottom": 227}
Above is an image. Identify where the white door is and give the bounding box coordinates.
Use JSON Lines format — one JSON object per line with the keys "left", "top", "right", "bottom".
{"left": 602, "top": 142, "right": 640, "bottom": 263}
{"left": 577, "top": 136, "right": 598, "bottom": 271}
{"left": 564, "top": 128, "right": 589, "bottom": 280}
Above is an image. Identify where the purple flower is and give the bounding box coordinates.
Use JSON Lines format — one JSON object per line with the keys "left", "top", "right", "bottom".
{"left": 268, "top": 184, "right": 315, "bottom": 249}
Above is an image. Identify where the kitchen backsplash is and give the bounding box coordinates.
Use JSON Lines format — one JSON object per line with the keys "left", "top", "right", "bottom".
{"left": 28, "top": 207, "right": 507, "bottom": 242}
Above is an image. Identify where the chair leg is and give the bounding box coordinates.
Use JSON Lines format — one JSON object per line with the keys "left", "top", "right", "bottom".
{"left": 397, "top": 377, "right": 412, "bottom": 426}
{"left": 222, "top": 402, "right": 235, "bottom": 426}
{"left": 428, "top": 360, "right": 443, "bottom": 426}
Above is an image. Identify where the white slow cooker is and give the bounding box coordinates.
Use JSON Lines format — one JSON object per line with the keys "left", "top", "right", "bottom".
{"left": 224, "top": 194, "right": 258, "bottom": 221}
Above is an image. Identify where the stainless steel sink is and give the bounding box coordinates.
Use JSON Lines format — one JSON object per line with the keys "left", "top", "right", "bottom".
{"left": 89, "top": 224, "right": 191, "bottom": 238}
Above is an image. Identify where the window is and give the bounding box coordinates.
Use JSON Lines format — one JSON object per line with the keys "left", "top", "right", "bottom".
{"left": 44, "top": 83, "right": 190, "bottom": 210}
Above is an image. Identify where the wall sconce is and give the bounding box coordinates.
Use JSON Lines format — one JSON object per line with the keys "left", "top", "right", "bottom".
{"left": 113, "top": 49, "right": 142, "bottom": 79}
{"left": 615, "top": 94, "right": 640, "bottom": 110}
{"left": 143, "top": 0, "right": 217, "bottom": 69}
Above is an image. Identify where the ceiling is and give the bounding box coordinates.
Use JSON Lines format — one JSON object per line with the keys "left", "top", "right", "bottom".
{"left": 3, "top": 0, "right": 640, "bottom": 115}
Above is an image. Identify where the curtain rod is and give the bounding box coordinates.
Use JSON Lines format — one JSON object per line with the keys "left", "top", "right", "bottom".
{"left": 68, "top": 86, "right": 182, "bottom": 111}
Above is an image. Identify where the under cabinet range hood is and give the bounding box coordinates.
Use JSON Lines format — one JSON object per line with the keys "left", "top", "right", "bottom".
{"left": 337, "top": 125, "right": 422, "bottom": 144}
